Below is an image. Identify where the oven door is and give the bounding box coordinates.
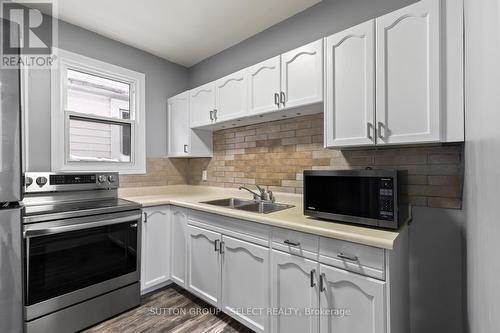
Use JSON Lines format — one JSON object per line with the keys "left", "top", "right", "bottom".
{"left": 24, "top": 209, "right": 141, "bottom": 321}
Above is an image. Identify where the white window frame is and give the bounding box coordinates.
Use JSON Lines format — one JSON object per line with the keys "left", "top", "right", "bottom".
{"left": 51, "top": 49, "right": 146, "bottom": 174}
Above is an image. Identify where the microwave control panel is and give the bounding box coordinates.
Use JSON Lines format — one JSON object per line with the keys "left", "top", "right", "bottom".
{"left": 378, "top": 178, "right": 394, "bottom": 220}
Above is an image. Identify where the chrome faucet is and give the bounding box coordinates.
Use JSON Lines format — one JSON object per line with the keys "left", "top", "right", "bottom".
{"left": 239, "top": 185, "right": 275, "bottom": 202}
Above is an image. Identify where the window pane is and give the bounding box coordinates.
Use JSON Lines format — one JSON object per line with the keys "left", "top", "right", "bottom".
{"left": 69, "top": 117, "right": 131, "bottom": 163}
{"left": 67, "top": 69, "right": 130, "bottom": 119}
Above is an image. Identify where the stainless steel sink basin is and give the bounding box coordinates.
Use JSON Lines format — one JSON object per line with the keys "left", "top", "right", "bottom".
{"left": 201, "top": 198, "right": 294, "bottom": 214}
{"left": 234, "top": 201, "right": 295, "bottom": 214}
{"left": 200, "top": 197, "right": 254, "bottom": 208}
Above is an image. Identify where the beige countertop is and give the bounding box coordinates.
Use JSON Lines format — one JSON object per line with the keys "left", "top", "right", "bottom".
{"left": 119, "top": 185, "right": 402, "bottom": 250}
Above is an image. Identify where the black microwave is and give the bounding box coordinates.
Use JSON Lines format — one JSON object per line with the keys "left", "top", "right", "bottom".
{"left": 303, "top": 170, "right": 407, "bottom": 229}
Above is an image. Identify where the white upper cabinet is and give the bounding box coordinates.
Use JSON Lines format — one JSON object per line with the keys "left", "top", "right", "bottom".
{"left": 281, "top": 39, "right": 323, "bottom": 109}
{"left": 215, "top": 69, "right": 248, "bottom": 122}
{"left": 375, "top": 0, "right": 441, "bottom": 145}
{"left": 141, "top": 207, "right": 170, "bottom": 293}
{"left": 168, "top": 92, "right": 190, "bottom": 156}
{"left": 168, "top": 92, "right": 212, "bottom": 158}
{"left": 325, "top": 20, "right": 376, "bottom": 148}
{"left": 319, "top": 264, "right": 386, "bottom": 333}
{"left": 189, "top": 82, "right": 215, "bottom": 128}
{"left": 247, "top": 56, "right": 281, "bottom": 116}
{"left": 185, "top": 39, "right": 324, "bottom": 132}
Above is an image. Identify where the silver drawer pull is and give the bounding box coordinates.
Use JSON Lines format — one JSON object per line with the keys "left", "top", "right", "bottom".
{"left": 337, "top": 253, "right": 359, "bottom": 262}
{"left": 284, "top": 240, "right": 300, "bottom": 247}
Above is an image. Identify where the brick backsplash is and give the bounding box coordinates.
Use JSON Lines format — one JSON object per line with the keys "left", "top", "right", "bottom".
{"left": 188, "top": 113, "right": 464, "bottom": 209}
{"left": 120, "top": 158, "right": 189, "bottom": 187}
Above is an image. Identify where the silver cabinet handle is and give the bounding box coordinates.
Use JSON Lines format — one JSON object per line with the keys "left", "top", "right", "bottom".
{"left": 367, "top": 123, "right": 374, "bottom": 141}
{"left": 143, "top": 212, "right": 147, "bottom": 223}
{"left": 213, "top": 109, "right": 218, "bottom": 121}
{"left": 209, "top": 110, "right": 214, "bottom": 121}
{"left": 274, "top": 93, "right": 280, "bottom": 107}
{"left": 284, "top": 239, "right": 300, "bottom": 247}
{"left": 219, "top": 240, "right": 225, "bottom": 254}
{"left": 319, "top": 273, "right": 326, "bottom": 292}
{"left": 214, "top": 239, "right": 220, "bottom": 252}
{"left": 377, "top": 122, "right": 385, "bottom": 140}
{"left": 310, "top": 269, "right": 316, "bottom": 288}
{"left": 183, "top": 144, "right": 189, "bottom": 153}
{"left": 337, "top": 252, "right": 359, "bottom": 262}
{"left": 280, "top": 91, "right": 286, "bottom": 107}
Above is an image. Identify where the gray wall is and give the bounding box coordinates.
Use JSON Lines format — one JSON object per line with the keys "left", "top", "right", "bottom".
{"left": 188, "top": 0, "right": 417, "bottom": 87}
{"left": 187, "top": 1, "right": 466, "bottom": 332}
{"left": 409, "top": 207, "right": 465, "bottom": 333}
{"left": 464, "top": 0, "right": 500, "bottom": 332}
{"left": 27, "top": 18, "right": 189, "bottom": 171}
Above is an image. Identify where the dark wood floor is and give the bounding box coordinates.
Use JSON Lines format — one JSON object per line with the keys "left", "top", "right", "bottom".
{"left": 83, "top": 285, "right": 254, "bottom": 333}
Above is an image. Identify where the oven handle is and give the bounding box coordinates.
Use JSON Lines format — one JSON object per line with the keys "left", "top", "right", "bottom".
{"left": 24, "top": 213, "right": 142, "bottom": 238}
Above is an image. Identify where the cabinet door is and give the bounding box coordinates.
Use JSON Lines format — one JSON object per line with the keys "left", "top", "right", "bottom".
{"left": 215, "top": 69, "right": 247, "bottom": 122}
{"left": 221, "top": 235, "right": 270, "bottom": 333}
{"left": 167, "top": 91, "right": 190, "bottom": 156}
{"left": 325, "top": 20, "right": 376, "bottom": 148}
{"left": 187, "top": 224, "right": 221, "bottom": 307}
{"left": 190, "top": 82, "right": 215, "bottom": 128}
{"left": 141, "top": 207, "right": 170, "bottom": 292}
{"left": 376, "top": 0, "right": 441, "bottom": 144}
{"left": 170, "top": 206, "right": 188, "bottom": 287}
{"left": 281, "top": 39, "right": 323, "bottom": 109}
{"left": 247, "top": 56, "right": 281, "bottom": 116}
{"left": 319, "top": 264, "right": 386, "bottom": 333}
{"left": 271, "top": 250, "right": 319, "bottom": 333}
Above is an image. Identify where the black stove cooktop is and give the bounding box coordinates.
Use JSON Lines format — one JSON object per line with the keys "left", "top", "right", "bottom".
{"left": 23, "top": 198, "right": 141, "bottom": 223}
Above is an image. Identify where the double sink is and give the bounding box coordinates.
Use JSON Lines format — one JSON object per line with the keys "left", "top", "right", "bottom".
{"left": 201, "top": 198, "right": 294, "bottom": 214}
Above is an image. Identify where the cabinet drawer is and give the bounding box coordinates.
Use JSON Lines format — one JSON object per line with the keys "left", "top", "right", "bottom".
{"left": 319, "top": 237, "right": 385, "bottom": 280}
{"left": 272, "top": 228, "right": 319, "bottom": 260}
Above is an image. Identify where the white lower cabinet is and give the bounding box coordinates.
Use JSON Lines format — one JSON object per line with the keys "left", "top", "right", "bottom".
{"left": 221, "top": 235, "right": 270, "bottom": 333}
{"left": 271, "top": 250, "right": 319, "bottom": 333}
{"left": 170, "top": 206, "right": 188, "bottom": 287}
{"left": 319, "top": 264, "right": 386, "bottom": 333}
{"left": 149, "top": 207, "right": 408, "bottom": 333}
{"left": 187, "top": 224, "right": 222, "bottom": 307}
{"left": 141, "top": 206, "right": 171, "bottom": 293}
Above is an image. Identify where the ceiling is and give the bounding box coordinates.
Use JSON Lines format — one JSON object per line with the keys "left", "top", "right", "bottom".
{"left": 51, "top": 0, "right": 321, "bottom": 67}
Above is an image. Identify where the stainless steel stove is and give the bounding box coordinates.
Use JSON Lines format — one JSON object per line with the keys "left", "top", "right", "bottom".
{"left": 22, "top": 172, "right": 142, "bottom": 333}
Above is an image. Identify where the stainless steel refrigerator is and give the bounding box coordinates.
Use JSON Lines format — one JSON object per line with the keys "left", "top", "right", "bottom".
{"left": 0, "top": 18, "right": 24, "bottom": 333}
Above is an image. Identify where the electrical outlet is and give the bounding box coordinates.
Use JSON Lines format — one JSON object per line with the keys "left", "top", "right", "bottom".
{"left": 202, "top": 170, "right": 208, "bottom": 181}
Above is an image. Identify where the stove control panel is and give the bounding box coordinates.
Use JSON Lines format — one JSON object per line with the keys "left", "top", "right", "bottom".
{"left": 24, "top": 172, "right": 119, "bottom": 193}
